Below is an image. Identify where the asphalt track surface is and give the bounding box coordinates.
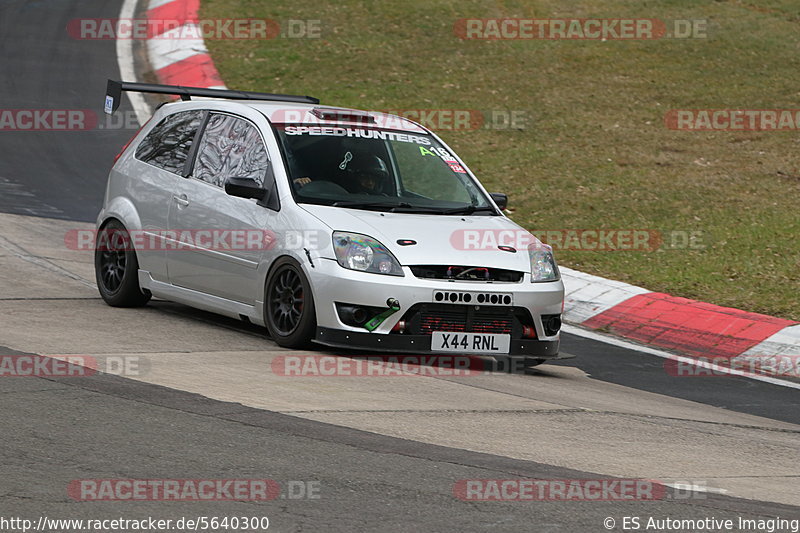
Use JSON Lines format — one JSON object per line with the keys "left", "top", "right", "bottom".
{"left": 1, "top": 344, "right": 796, "bottom": 532}
{"left": 0, "top": 0, "right": 139, "bottom": 221}
{"left": 0, "top": 0, "right": 798, "bottom": 531}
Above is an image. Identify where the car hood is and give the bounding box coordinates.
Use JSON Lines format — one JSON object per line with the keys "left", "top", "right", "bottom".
{"left": 300, "top": 204, "right": 540, "bottom": 271}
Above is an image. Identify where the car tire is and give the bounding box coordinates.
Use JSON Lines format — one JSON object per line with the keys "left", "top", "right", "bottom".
{"left": 265, "top": 257, "right": 317, "bottom": 348}
{"left": 95, "top": 220, "right": 151, "bottom": 307}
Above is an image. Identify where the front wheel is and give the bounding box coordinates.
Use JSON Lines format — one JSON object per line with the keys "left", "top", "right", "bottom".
{"left": 265, "top": 257, "right": 316, "bottom": 348}
{"left": 94, "top": 220, "right": 151, "bottom": 307}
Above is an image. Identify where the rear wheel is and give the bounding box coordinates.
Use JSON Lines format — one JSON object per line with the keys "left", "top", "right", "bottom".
{"left": 265, "top": 258, "right": 316, "bottom": 348}
{"left": 94, "top": 220, "right": 151, "bottom": 307}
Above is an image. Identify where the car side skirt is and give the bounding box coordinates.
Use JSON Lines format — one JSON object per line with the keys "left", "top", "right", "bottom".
{"left": 139, "top": 270, "right": 267, "bottom": 327}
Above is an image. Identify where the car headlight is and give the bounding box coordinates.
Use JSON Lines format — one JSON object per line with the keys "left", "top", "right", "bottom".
{"left": 333, "top": 232, "right": 404, "bottom": 276}
{"left": 528, "top": 244, "right": 559, "bottom": 282}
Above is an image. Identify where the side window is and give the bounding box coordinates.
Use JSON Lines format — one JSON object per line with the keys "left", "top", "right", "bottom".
{"left": 134, "top": 110, "right": 204, "bottom": 174}
{"left": 193, "top": 114, "right": 271, "bottom": 188}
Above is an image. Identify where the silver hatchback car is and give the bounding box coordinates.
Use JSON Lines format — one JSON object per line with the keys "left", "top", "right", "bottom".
{"left": 96, "top": 81, "right": 565, "bottom": 367}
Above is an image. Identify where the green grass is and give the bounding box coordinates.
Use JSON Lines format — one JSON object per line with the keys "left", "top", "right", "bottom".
{"left": 201, "top": 0, "right": 800, "bottom": 320}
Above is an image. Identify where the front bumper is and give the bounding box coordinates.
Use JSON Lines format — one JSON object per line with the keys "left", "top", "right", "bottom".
{"left": 308, "top": 258, "right": 564, "bottom": 357}
{"left": 315, "top": 327, "right": 560, "bottom": 357}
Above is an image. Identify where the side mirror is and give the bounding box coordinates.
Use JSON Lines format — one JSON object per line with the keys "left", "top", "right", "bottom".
{"left": 225, "top": 176, "right": 267, "bottom": 201}
{"left": 490, "top": 192, "right": 508, "bottom": 210}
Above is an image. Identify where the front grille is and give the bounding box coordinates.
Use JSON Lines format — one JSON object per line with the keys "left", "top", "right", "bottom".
{"left": 418, "top": 307, "right": 512, "bottom": 334}
{"left": 418, "top": 306, "right": 470, "bottom": 333}
{"left": 409, "top": 265, "right": 524, "bottom": 282}
{"left": 471, "top": 316, "right": 514, "bottom": 334}
{"left": 397, "top": 303, "right": 533, "bottom": 337}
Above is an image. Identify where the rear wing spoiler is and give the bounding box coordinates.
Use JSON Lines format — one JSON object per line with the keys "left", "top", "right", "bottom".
{"left": 104, "top": 79, "right": 320, "bottom": 115}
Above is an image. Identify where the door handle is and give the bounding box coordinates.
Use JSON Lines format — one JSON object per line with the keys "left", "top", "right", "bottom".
{"left": 173, "top": 194, "right": 189, "bottom": 207}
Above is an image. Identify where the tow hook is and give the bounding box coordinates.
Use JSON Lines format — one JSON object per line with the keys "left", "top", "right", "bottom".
{"left": 364, "top": 298, "right": 401, "bottom": 332}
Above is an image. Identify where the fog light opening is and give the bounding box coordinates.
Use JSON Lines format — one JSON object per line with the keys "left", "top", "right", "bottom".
{"left": 352, "top": 307, "right": 368, "bottom": 324}
{"left": 543, "top": 315, "right": 562, "bottom": 337}
{"left": 337, "top": 303, "right": 372, "bottom": 327}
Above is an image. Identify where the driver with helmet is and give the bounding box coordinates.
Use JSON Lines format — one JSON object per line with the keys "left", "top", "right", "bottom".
{"left": 293, "top": 152, "right": 390, "bottom": 195}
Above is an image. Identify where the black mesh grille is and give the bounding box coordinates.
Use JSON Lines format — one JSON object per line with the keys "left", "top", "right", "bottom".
{"left": 398, "top": 304, "right": 533, "bottom": 337}
{"left": 409, "top": 265, "right": 524, "bottom": 282}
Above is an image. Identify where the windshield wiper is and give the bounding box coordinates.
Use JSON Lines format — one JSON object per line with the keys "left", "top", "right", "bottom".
{"left": 331, "top": 200, "right": 432, "bottom": 212}
{"left": 332, "top": 201, "right": 462, "bottom": 214}
{"left": 332, "top": 200, "right": 411, "bottom": 208}
{"left": 330, "top": 201, "right": 497, "bottom": 215}
{"left": 437, "top": 205, "right": 498, "bottom": 215}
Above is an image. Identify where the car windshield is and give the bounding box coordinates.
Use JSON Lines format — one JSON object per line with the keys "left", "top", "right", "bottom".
{"left": 274, "top": 124, "right": 497, "bottom": 215}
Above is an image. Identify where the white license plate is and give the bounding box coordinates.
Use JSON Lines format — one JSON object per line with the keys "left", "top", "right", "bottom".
{"left": 431, "top": 331, "right": 511, "bottom": 354}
